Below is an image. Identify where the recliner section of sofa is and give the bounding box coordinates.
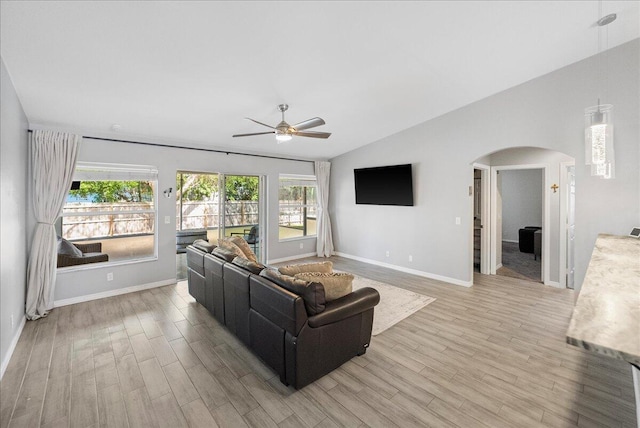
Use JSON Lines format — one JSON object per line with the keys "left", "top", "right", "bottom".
{"left": 185, "top": 244, "right": 380, "bottom": 389}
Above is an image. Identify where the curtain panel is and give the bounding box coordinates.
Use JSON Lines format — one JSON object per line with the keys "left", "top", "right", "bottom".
{"left": 314, "top": 161, "right": 334, "bottom": 257}
{"left": 26, "top": 130, "right": 80, "bottom": 319}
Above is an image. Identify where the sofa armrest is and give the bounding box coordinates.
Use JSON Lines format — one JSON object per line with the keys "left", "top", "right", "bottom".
{"left": 307, "top": 287, "right": 380, "bottom": 328}
{"left": 74, "top": 242, "right": 102, "bottom": 253}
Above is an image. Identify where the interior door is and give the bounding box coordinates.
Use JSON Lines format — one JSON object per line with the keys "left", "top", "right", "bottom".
{"left": 566, "top": 165, "right": 576, "bottom": 289}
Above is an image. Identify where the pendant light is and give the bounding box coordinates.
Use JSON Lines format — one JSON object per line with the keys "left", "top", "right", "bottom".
{"left": 585, "top": 4, "right": 616, "bottom": 179}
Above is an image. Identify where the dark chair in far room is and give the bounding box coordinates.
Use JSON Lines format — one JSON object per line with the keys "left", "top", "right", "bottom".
{"left": 519, "top": 226, "right": 542, "bottom": 255}
{"left": 231, "top": 225, "right": 259, "bottom": 252}
{"left": 57, "top": 238, "right": 109, "bottom": 267}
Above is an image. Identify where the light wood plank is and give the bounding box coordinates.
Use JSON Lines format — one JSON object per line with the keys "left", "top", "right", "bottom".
{"left": 181, "top": 399, "right": 219, "bottom": 428}
{"left": 138, "top": 358, "right": 171, "bottom": 400}
{"left": 69, "top": 371, "right": 99, "bottom": 428}
{"left": 97, "top": 383, "right": 129, "bottom": 428}
{"left": 151, "top": 392, "right": 189, "bottom": 428}
{"left": 162, "top": 361, "right": 200, "bottom": 406}
{"left": 123, "top": 387, "right": 158, "bottom": 428}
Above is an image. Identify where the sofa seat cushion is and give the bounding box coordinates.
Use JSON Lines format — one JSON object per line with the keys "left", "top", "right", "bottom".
{"left": 260, "top": 269, "right": 326, "bottom": 315}
{"left": 232, "top": 257, "right": 265, "bottom": 275}
{"left": 294, "top": 272, "right": 354, "bottom": 302}
{"left": 278, "top": 261, "right": 333, "bottom": 276}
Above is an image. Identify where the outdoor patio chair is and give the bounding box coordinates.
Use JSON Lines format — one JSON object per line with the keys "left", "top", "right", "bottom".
{"left": 231, "top": 225, "right": 259, "bottom": 252}
{"left": 57, "top": 241, "right": 109, "bottom": 268}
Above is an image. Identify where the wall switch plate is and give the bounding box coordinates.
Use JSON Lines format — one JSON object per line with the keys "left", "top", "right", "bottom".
{"left": 409, "top": 255, "right": 413, "bottom": 262}
{"left": 165, "top": 216, "right": 171, "bottom": 224}
{"left": 107, "top": 272, "right": 113, "bottom": 281}
{"left": 10, "top": 314, "right": 14, "bottom": 328}
{"left": 455, "top": 217, "right": 461, "bottom": 225}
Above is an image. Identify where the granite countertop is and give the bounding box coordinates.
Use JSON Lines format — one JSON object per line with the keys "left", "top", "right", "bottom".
{"left": 566, "top": 234, "right": 640, "bottom": 366}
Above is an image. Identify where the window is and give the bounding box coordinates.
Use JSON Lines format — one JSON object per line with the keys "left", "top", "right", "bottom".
{"left": 59, "top": 162, "right": 158, "bottom": 266}
{"left": 279, "top": 175, "right": 317, "bottom": 240}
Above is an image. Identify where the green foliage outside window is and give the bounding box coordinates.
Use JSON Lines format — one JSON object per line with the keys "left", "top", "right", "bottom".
{"left": 176, "top": 173, "right": 258, "bottom": 201}
{"left": 69, "top": 181, "right": 153, "bottom": 203}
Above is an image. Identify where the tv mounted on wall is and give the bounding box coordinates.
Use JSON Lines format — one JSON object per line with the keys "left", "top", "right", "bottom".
{"left": 354, "top": 164, "right": 414, "bottom": 206}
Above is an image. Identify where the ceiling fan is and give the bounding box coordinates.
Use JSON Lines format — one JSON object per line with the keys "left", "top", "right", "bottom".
{"left": 233, "top": 104, "right": 331, "bottom": 143}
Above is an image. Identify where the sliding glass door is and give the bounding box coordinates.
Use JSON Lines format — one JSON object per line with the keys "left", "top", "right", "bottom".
{"left": 176, "top": 172, "right": 264, "bottom": 273}
{"left": 221, "top": 175, "right": 262, "bottom": 261}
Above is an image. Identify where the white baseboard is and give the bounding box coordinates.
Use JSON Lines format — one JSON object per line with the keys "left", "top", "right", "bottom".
{"left": 53, "top": 278, "right": 176, "bottom": 307}
{"left": 334, "top": 252, "right": 472, "bottom": 287}
{"left": 502, "top": 239, "right": 519, "bottom": 244}
{"left": 268, "top": 252, "right": 318, "bottom": 265}
{"left": 496, "top": 263, "right": 503, "bottom": 269}
{"left": 1, "top": 315, "right": 26, "bottom": 381}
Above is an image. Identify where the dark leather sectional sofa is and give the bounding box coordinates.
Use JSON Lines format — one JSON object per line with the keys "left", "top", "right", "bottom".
{"left": 186, "top": 244, "right": 380, "bottom": 389}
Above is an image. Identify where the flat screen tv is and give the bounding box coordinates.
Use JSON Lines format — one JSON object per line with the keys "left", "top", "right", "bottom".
{"left": 354, "top": 164, "right": 414, "bottom": 206}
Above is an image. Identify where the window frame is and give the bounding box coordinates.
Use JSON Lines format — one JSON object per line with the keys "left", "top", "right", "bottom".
{"left": 278, "top": 174, "right": 318, "bottom": 242}
{"left": 58, "top": 162, "right": 159, "bottom": 271}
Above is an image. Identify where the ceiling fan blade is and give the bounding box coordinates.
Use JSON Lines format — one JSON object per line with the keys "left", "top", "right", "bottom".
{"left": 232, "top": 131, "right": 275, "bottom": 137}
{"left": 246, "top": 118, "right": 276, "bottom": 129}
{"left": 292, "top": 131, "right": 331, "bottom": 139}
{"left": 292, "top": 117, "right": 325, "bottom": 131}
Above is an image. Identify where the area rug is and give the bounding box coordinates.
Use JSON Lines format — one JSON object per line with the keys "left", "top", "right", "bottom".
{"left": 351, "top": 275, "right": 436, "bottom": 336}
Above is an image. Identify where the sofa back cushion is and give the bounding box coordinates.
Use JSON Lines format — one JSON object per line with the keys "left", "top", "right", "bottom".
{"left": 232, "top": 257, "right": 265, "bottom": 275}
{"left": 294, "top": 272, "right": 354, "bottom": 302}
{"left": 260, "top": 269, "right": 326, "bottom": 315}
{"left": 227, "top": 236, "right": 258, "bottom": 262}
{"left": 192, "top": 239, "right": 216, "bottom": 253}
{"left": 217, "top": 238, "right": 246, "bottom": 258}
{"left": 219, "top": 237, "right": 257, "bottom": 262}
{"left": 278, "top": 261, "right": 333, "bottom": 276}
{"left": 212, "top": 246, "right": 237, "bottom": 262}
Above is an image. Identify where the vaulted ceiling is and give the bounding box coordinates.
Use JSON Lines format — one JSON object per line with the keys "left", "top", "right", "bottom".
{"left": 1, "top": 1, "right": 638, "bottom": 160}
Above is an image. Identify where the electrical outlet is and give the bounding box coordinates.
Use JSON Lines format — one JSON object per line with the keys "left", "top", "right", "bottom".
{"left": 165, "top": 216, "right": 171, "bottom": 224}
{"left": 107, "top": 272, "right": 113, "bottom": 281}
{"left": 299, "top": 242, "right": 304, "bottom": 249}
{"left": 385, "top": 250, "right": 390, "bottom": 257}
{"left": 455, "top": 217, "right": 461, "bottom": 225}
{"left": 409, "top": 255, "right": 413, "bottom": 262}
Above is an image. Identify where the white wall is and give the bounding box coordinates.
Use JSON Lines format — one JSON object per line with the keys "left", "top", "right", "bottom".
{"left": 329, "top": 39, "right": 639, "bottom": 291}
{"left": 501, "top": 169, "right": 543, "bottom": 242}
{"left": 48, "top": 137, "right": 315, "bottom": 303}
{"left": 0, "top": 58, "right": 29, "bottom": 377}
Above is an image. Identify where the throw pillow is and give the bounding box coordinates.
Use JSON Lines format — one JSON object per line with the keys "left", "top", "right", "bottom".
{"left": 192, "top": 239, "right": 216, "bottom": 253}
{"left": 227, "top": 235, "right": 257, "bottom": 262}
{"left": 57, "top": 237, "right": 82, "bottom": 257}
{"left": 212, "top": 246, "right": 238, "bottom": 262}
{"left": 278, "top": 261, "right": 333, "bottom": 276}
{"left": 232, "top": 257, "right": 265, "bottom": 275}
{"left": 217, "top": 238, "right": 246, "bottom": 259}
{"left": 260, "top": 269, "right": 326, "bottom": 315}
{"left": 294, "top": 272, "right": 354, "bottom": 302}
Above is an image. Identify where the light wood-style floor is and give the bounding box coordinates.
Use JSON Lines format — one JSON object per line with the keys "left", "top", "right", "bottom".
{"left": 1, "top": 256, "right": 636, "bottom": 428}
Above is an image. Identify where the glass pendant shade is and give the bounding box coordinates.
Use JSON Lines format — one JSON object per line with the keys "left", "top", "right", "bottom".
{"left": 275, "top": 133, "right": 292, "bottom": 143}
{"left": 585, "top": 104, "right": 614, "bottom": 179}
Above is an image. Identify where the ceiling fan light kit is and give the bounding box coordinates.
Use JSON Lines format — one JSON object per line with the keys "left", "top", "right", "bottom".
{"left": 233, "top": 104, "right": 331, "bottom": 143}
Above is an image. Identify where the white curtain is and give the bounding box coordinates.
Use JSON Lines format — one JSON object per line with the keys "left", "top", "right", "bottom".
{"left": 26, "top": 130, "right": 80, "bottom": 319}
{"left": 315, "top": 161, "right": 334, "bottom": 257}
